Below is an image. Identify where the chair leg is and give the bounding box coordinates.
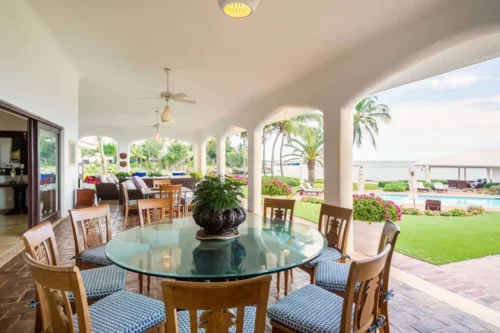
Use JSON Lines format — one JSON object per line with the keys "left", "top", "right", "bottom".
{"left": 380, "top": 301, "right": 391, "bottom": 333}
{"left": 147, "top": 275, "right": 151, "bottom": 294}
{"left": 123, "top": 206, "right": 129, "bottom": 229}
{"left": 139, "top": 273, "right": 143, "bottom": 294}
{"left": 284, "top": 270, "right": 289, "bottom": 296}
{"left": 276, "top": 272, "right": 281, "bottom": 293}
{"left": 310, "top": 267, "right": 316, "bottom": 284}
{"left": 290, "top": 268, "right": 294, "bottom": 279}
{"left": 34, "top": 303, "right": 42, "bottom": 333}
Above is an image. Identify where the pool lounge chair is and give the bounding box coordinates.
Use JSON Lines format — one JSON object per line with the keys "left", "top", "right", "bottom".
{"left": 417, "top": 182, "right": 430, "bottom": 192}
{"left": 299, "top": 184, "right": 323, "bottom": 196}
{"left": 305, "top": 182, "right": 324, "bottom": 192}
{"left": 434, "top": 182, "right": 448, "bottom": 193}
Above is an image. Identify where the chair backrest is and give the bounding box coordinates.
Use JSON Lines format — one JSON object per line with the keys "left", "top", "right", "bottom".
{"left": 263, "top": 198, "right": 295, "bottom": 221}
{"left": 159, "top": 184, "right": 182, "bottom": 213}
{"left": 377, "top": 220, "right": 401, "bottom": 295}
{"left": 153, "top": 179, "right": 171, "bottom": 188}
{"left": 138, "top": 198, "right": 174, "bottom": 226}
{"left": 305, "top": 182, "right": 312, "bottom": 189}
{"left": 69, "top": 204, "right": 112, "bottom": 257}
{"left": 317, "top": 204, "right": 353, "bottom": 254}
{"left": 24, "top": 253, "right": 91, "bottom": 333}
{"left": 425, "top": 199, "right": 441, "bottom": 211}
{"left": 161, "top": 275, "right": 271, "bottom": 333}
{"left": 341, "top": 245, "right": 391, "bottom": 333}
{"left": 22, "top": 221, "right": 60, "bottom": 266}
{"left": 121, "top": 181, "right": 135, "bottom": 206}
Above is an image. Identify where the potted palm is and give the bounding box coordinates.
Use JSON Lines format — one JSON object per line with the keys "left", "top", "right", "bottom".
{"left": 192, "top": 175, "right": 246, "bottom": 240}
{"left": 353, "top": 194, "right": 401, "bottom": 256}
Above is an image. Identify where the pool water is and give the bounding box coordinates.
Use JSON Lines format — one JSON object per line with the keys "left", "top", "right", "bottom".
{"left": 378, "top": 194, "right": 500, "bottom": 208}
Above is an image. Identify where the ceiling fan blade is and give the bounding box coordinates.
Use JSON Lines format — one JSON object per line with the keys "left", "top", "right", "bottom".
{"left": 142, "top": 125, "right": 154, "bottom": 127}
{"left": 138, "top": 97, "right": 162, "bottom": 100}
{"left": 171, "top": 92, "right": 187, "bottom": 99}
{"left": 176, "top": 98, "right": 197, "bottom": 104}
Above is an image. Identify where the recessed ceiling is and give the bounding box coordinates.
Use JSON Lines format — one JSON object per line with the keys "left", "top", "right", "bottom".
{"left": 29, "top": 0, "right": 444, "bottom": 133}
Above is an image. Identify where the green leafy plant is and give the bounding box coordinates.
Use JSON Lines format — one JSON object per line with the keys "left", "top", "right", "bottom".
{"left": 115, "top": 172, "right": 131, "bottom": 179}
{"left": 315, "top": 178, "right": 324, "bottom": 184}
{"left": 467, "top": 206, "right": 485, "bottom": 215}
{"left": 189, "top": 171, "right": 203, "bottom": 181}
{"left": 192, "top": 175, "right": 244, "bottom": 212}
{"left": 485, "top": 182, "right": 500, "bottom": 189}
{"left": 446, "top": 208, "right": 468, "bottom": 217}
{"left": 383, "top": 182, "right": 408, "bottom": 192}
{"left": 401, "top": 207, "right": 421, "bottom": 215}
{"left": 262, "top": 180, "right": 292, "bottom": 197}
{"left": 301, "top": 197, "right": 324, "bottom": 204}
{"left": 353, "top": 194, "right": 402, "bottom": 223}
{"left": 424, "top": 210, "right": 440, "bottom": 216}
{"left": 147, "top": 170, "right": 163, "bottom": 177}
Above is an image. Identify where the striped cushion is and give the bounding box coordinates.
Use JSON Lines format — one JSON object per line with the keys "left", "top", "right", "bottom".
{"left": 303, "top": 247, "right": 342, "bottom": 268}
{"left": 80, "top": 245, "right": 113, "bottom": 266}
{"left": 267, "top": 284, "right": 344, "bottom": 333}
{"left": 177, "top": 307, "right": 257, "bottom": 332}
{"left": 67, "top": 265, "right": 126, "bottom": 302}
{"left": 315, "top": 261, "right": 360, "bottom": 294}
{"left": 73, "top": 291, "right": 165, "bottom": 333}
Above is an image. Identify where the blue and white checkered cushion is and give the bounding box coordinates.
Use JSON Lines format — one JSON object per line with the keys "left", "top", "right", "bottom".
{"left": 303, "top": 247, "right": 342, "bottom": 268}
{"left": 73, "top": 291, "right": 165, "bottom": 333}
{"left": 177, "top": 306, "right": 256, "bottom": 332}
{"left": 67, "top": 265, "right": 126, "bottom": 302}
{"left": 80, "top": 245, "right": 113, "bottom": 266}
{"left": 315, "top": 261, "right": 360, "bottom": 294}
{"left": 267, "top": 284, "right": 344, "bottom": 333}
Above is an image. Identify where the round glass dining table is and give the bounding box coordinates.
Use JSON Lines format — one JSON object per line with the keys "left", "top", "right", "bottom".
{"left": 105, "top": 215, "right": 327, "bottom": 281}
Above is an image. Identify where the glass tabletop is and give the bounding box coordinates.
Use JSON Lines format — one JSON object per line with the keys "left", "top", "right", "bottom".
{"left": 105, "top": 215, "right": 327, "bottom": 281}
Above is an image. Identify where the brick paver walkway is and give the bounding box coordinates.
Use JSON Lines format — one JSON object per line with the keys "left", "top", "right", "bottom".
{"left": 0, "top": 203, "right": 499, "bottom": 333}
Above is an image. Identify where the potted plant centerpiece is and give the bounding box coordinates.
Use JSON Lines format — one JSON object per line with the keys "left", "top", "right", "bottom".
{"left": 192, "top": 175, "right": 246, "bottom": 240}
{"left": 353, "top": 194, "right": 401, "bottom": 256}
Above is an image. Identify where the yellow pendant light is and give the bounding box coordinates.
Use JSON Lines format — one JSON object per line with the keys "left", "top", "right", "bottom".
{"left": 219, "top": 0, "right": 260, "bottom": 18}
{"left": 161, "top": 104, "right": 174, "bottom": 123}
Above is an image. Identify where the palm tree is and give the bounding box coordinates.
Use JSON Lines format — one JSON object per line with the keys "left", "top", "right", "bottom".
{"left": 283, "top": 124, "right": 324, "bottom": 184}
{"left": 238, "top": 131, "right": 248, "bottom": 174}
{"left": 353, "top": 96, "right": 391, "bottom": 148}
{"left": 130, "top": 144, "right": 146, "bottom": 166}
{"left": 96, "top": 136, "right": 107, "bottom": 174}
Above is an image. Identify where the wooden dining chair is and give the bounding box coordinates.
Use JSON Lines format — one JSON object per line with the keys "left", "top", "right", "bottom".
{"left": 122, "top": 181, "right": 139, "bottom": 228}
{"left": 24, "top": 253, "right": 166, "bottom": 333}
{"left": 153, "top": 179, "right": 171, "bottom": 188}
{"left": 315, "top": 220, "right": 400, "bottom": 333}
{"left": 22, "top": 221, "right": 126, "bottom": 333}
{"left": 161, "top": 275, "right": 271, "bottom": 333}
{"left": 263, "top": 198, "right": 295, "bottom": 296}
{"left": 138, "top": 198, "right": 174, "bottom": 226}
{"left": 159, "top": 184, "right": 183, "bottom": 218}
{"left": 69, "top": 204, "right": 113, "bottom": 270}
{"left": 268, "top": 245, "right": 391, "bottom": 333}
{"left": 298, "top": 203, "right": 353, "bottom": 283}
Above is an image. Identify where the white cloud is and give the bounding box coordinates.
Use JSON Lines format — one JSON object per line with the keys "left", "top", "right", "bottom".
{"left": 414, "top": 73, "right": 491, "bottom": 90}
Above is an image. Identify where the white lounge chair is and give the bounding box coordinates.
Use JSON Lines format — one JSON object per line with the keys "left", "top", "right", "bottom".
{"left": 434, "top": 182, "right": 448, "bottom": 193}
{"left": 416, "top": 182, "right": 430, "bottom": 192}
{"left": 299, "top": 184, "right": 323, "bottom": 196}
{"left": 305, "top": 182, "right": 324, "bottom": 191}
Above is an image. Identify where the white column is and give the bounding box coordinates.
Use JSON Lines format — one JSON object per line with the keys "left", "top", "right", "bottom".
{"left": 488, "top": 168, "right": 492, "bottom": 182}
{"left": 116, "top": 140, "right": 130, "bottom": 173}
{"left": 464, "top": 168, "right": 467, "bottom": 181}
{"left": 323, "top": 107, "right": 354, "bottom": 252}
{"left": 216, "top": 138, "right": 226, "bottom": 175}
{"left": 200, "top": 142, "right": 207, "bottom": 176}
{"left": 247, "top": 130, "right": 262, "bottom": 213}
{"left": 458, "top": 168, "right": 461, "bottom": 180}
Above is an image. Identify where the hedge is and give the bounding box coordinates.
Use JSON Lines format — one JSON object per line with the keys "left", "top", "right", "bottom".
{"left": 383, "top": 182, "right": 408, "bottom": 192}
{"left": 261, "top": 176, "right": 301, "bottom": 187}
{"left": 485, "top": 182, "right": 500, "bottom": 189}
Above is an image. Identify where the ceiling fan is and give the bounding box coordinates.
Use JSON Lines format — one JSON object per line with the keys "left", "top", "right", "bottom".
{"left": 139, "top": 68, "right": 196, "bottom": 123}
{"left": 142, "top": 111, "right": 171, "bottom": 142}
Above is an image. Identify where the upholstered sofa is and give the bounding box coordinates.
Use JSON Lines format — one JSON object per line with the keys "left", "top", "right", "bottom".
{"left": 95, "top": 174, "right": 120, "bottom": 200}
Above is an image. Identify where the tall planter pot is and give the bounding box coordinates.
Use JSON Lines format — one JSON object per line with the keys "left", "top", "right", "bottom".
{"left": 353, "top": 220, "right": 385, "bottom": 256}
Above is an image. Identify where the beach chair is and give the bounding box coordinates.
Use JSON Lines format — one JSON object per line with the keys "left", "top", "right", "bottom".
{"left": 299, "top": 184, "right": 323, "bottom": 196}
{"left": 305, "top": 182, "right": 324, "bottom": 192}
{"left": 416, "top": 182, "right": 430, "bottom": 192}
{"left": 434, "top": 182, "right": 448, "bottom": 193}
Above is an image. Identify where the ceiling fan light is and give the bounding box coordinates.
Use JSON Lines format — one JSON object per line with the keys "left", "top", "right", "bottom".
{"left": 154, "top": 131, "right": 161, "bottom": 142}
{"left": 218, "top": 0, "right": 259, "bottom": 18}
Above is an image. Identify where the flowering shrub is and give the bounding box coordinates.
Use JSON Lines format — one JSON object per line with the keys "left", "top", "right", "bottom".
{"left": 232, "top": 175, "right": 248, "bottom": 185}
{"left": 424, "top": 210, "right": 440, "bottom": 216}
{"left": 301, "top": 197, "right": 324, "bottom": 204}
{"left": 401, "top": 207, "right": 422, "bottom": 215}
{"left": 262, "top": 180, "right": 292, "bottom": 197}
{"left": 353, "top": 194, "right": 402, "bottom": 223}
{"left": 467, "top": 205, "right": 485, "bottom": 215}
{"left": 84, "top": 176, "right": 100, "bottom": 185}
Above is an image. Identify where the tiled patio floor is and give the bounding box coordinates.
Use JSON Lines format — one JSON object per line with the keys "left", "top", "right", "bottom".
{"left": 0, "top": 203, "right": 499, "bottom": 333}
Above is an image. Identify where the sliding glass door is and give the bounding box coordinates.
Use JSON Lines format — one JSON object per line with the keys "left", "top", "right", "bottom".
{"left": 38, "top": 123, "right": 60, "bottom": 222}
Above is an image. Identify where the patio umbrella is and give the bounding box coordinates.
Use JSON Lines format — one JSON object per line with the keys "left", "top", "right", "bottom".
{"left": 357, "top": 166, "right": 365, "bottom": 194}
{"left": 425, "top": 165, "right": 431, "bottom": 184}
{"left": 408, "top": 165, "right": 418, "bottom": 208}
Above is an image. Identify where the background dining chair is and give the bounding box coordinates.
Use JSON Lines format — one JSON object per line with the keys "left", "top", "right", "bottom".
{"left": 24, "top": 253, "right": 166, "bottom": 333}
{"left": 69, "top": 204, "right": 113, "bottom": 270}
{"left": 121, "top": 181, "right": 139, "bottom": 228}
{"left": 153, "top": 179, "right": 171, "bottom": 188}
{"left": 268, "top": 245, "right": 391, "bottom": 333}
{"left": 22, "top": 222, "right": 126, "bottom": 333}
{"left": 138, "top": 198, "right": 174, "bottom": 226}
{"left": 263, "top": 197, "right": 295, "bottom": 296}
{"left": 298, "top": 203, "right": 353, "bottom": 284}
{"left": 161, "top": 275, "right": 271, "bottom": 333}
{"left": 315, "top": 220, "right": 400, "bottom": 333}
{"left": 159, "top": 184, "right": 183, "bottom": 218}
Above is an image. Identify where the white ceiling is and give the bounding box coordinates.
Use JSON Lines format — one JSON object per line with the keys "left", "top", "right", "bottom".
{"left": 30, "top": 0, "right": 445, "bottom": 133}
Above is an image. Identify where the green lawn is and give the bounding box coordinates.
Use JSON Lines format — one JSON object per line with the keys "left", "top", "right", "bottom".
{"left": 396, "top": 212, "right": 500, "bottom": 265}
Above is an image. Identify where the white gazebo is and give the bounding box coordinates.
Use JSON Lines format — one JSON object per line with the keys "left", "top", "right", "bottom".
{"left": 415, "top": 148, "right": 500, "bottom": 182}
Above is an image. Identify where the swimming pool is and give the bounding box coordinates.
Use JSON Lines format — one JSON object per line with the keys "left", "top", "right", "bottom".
{"left": 378, "top": 194, "right": 500, "bottom": 208}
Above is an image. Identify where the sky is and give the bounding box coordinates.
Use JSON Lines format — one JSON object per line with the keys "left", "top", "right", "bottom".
{"left": 353, "top": 57, "right": 500, "bottom": 162}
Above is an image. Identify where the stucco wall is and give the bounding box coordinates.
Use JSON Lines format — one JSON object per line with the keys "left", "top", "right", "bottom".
{"left": 0, "top": 0, "right": 80, "bottom": 216}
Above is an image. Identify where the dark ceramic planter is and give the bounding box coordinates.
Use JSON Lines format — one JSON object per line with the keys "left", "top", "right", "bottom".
{"left": 193, "top": 206, "right": 246, "bottom": 238}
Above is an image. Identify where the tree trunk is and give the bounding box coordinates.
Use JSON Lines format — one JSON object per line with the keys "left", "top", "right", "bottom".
{"left": 262, "top": 129, "right": 267, "bottom": 176}
{"left": 279, "top": 133, "right": 286, "bottom": 177}
{"left": 243, "top": 138, "right": 247, "bottom": 175}
{"left": 307, "top": 159, "right": 316, "bottom": 184}
{"left": 270, "top": 132, "right": 281, "bottom": 177}
{"left": 97, "top": 136, "right": 107, "bottom": 174}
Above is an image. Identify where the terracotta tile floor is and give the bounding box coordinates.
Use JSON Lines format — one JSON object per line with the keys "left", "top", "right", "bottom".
{"left": 0, "top": 203, "right": 499, "bottom": 333}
